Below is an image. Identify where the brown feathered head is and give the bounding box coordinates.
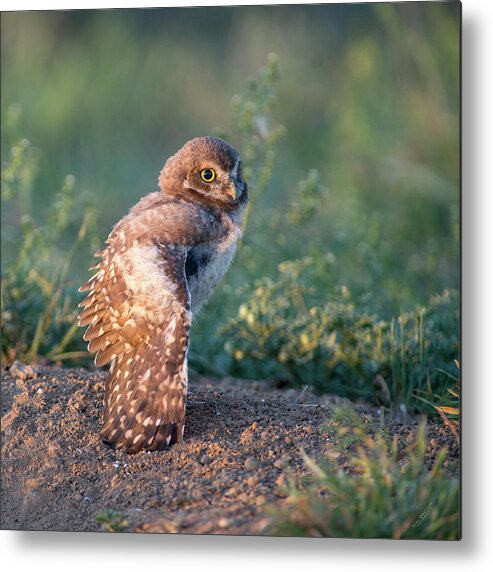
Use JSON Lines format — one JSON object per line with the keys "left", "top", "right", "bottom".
{"left": 158, "top": 136, "right": 248, "bottom": 211}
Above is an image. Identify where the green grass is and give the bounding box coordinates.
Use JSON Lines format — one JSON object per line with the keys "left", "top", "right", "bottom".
{"left": 269, "top": 408, "right": 460, "bottom": 539}
{"left": 415, "top": 360, "right": 460, "bottom": 442}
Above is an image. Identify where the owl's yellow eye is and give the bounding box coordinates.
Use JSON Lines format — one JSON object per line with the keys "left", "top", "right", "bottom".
{"left": 200, "top": 168, "right": 216, "bottom": 183}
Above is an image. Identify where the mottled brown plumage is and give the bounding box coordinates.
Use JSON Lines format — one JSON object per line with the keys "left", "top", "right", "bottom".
{"left": 79, "top": 137, "right": 248, "bottom": 453}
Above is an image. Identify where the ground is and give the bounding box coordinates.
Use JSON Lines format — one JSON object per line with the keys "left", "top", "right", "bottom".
{"left": 1, "top": 365, "right": 458, "bottom": 534}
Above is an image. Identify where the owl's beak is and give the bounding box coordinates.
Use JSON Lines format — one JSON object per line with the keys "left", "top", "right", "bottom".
{"left": 225, "top": 183, "right": 237, "bottom": 201}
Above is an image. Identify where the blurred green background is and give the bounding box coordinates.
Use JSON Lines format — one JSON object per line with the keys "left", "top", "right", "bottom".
{"left": 1, "top": 3, "right": 460, "bottom": 408}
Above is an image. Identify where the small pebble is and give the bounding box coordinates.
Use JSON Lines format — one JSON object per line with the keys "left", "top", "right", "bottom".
{"left": 246, "top": 475, "right": 259, "bottom": 487}
{"left": 255, "top": 495, "right": 266, "bottom": 506}
{"left": 274, "top": 474, "right": 287, "bottom": 497}
{"left": 244, "top": 457, "right": 259, "bottom": 470}
{"left": 10, "top": 361, "right": 36, "bottom": 381}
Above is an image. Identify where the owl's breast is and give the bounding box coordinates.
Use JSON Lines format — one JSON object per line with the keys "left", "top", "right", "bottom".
{"left": 185, "top": 222, "right": 241, "bottom": 315}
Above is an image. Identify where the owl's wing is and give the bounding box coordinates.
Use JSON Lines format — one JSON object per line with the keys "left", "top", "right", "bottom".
{"left": 78, "top": 199, "right": 225, "bottom": 453}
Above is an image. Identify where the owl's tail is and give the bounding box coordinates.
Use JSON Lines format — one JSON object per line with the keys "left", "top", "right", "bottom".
{"left": 99, "top": 310, "right": 190, "bottom": 454}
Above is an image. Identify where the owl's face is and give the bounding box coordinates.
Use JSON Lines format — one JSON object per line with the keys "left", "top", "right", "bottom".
{"left": 159, "top": 136, "right": 248, "bottom": 211}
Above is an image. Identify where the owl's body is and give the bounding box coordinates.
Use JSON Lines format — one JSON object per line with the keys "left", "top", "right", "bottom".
{"left": 185, "top": 204, "right": 243, "bottom": 315}
{"left": 78, "top": 137, "right": 247, "bottom": 453}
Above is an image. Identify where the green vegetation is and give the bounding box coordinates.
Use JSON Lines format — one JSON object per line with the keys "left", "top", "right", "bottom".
{"left": 270, "top": 408, "right": 460, "bottom": 539}
{"left": 95, "top": 509, "right": 130, "bottom": 533}
{"left": 1, "top": 107, "right": 99, "bottom": 363}
{"left": 221, "top": 264, "right": 458, "bottom": 411}
{"left": 1, "top": 5, "right": 459, "bottom": 413}
{"left": 415, "top": 360, "right": 460, "bottom": 442}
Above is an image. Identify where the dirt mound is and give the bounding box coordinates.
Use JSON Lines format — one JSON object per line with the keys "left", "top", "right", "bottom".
{"left": 1, "top": 365, "right": 458, "bottom": 534}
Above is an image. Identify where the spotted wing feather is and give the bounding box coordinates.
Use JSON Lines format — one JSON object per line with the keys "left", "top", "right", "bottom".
{"left": 79, "top": 242, "right": 191, "bottom": 452}
{"left": 100, "top": 303, "right": 191, "bottom": 453}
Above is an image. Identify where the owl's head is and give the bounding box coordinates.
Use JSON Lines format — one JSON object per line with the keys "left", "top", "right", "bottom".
{"left": 159, "top": 137, "right": 248, "bottom": 211}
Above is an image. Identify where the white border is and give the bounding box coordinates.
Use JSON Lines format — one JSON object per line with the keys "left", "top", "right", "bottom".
{"left": 0, "top": 0, "right": 456, "bottom": 10}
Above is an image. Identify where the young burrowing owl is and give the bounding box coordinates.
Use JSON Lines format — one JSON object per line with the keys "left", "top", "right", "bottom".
{"left": 78, "top": 137, "right": 248, "bottom": 453}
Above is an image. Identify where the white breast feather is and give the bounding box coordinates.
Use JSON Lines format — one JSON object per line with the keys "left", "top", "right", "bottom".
{"left": 188, "top": 223, "right": 242, "bottom": 315}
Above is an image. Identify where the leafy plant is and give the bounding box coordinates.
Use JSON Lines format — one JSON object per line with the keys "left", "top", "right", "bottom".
{"left": 1, "top": 105, "right": 100, "bottom": 364}
{"left": 285, "top": 169, "right": 328, "bottom": 226}
{"left": 221, "top": 259, "right": 459, "bottom": 411}
{"left": 269, "top": 408, "right": 460, "bottom": 539}
{"left": 231, "top": 53, "right": 286, "bottom": 243}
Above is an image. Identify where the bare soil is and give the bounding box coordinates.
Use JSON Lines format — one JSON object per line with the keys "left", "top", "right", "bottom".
{"left": 1, "top": 365, "right": 459, "bottom": 535}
